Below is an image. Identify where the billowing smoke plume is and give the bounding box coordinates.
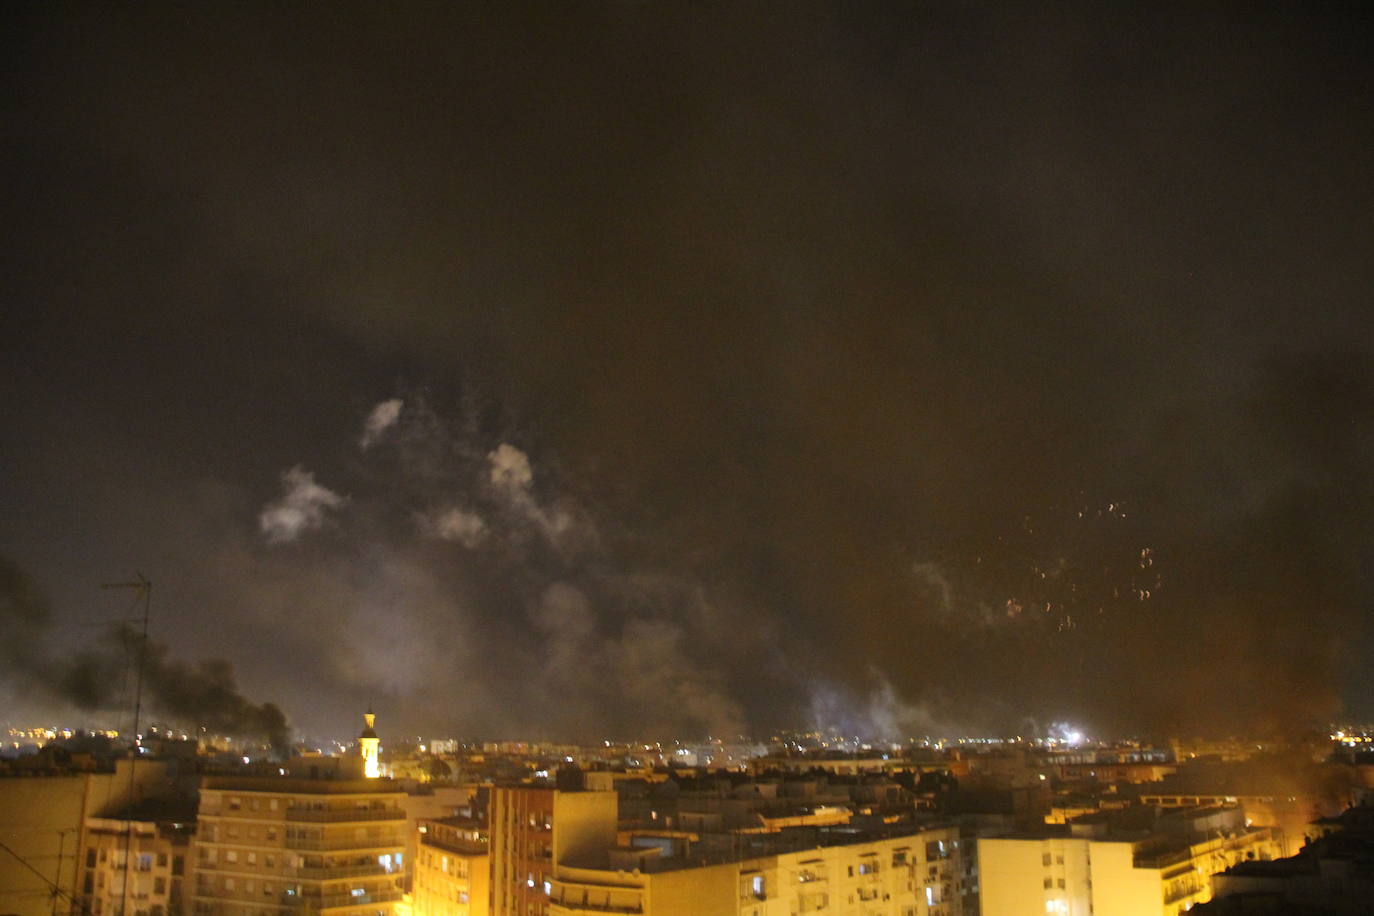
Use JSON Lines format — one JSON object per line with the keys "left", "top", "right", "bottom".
{"left": 0, "top": 557, "right": 51, "bottom": 677}
{"left": 359, "top": 398, "right": 404, "bottom": 450}
{"left": 259, "top": 466, "right": 347, "bottom": 544}
{"left": 1, "top": 557, "right": 292, "bottom": 753}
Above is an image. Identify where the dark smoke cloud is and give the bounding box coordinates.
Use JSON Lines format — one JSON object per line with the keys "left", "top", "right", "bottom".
{"left": 0, "top": 557, "right": 51, "bottom": 676}
{"left": 3, "top": 4, "right": 1372, "bottom": 739}
{"left": 1, "top": 557, "right": 291, "bottom": 752}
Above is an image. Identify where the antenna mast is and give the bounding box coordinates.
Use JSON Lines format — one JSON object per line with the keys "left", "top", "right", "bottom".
{"left": 101, "top": 573, "right": 150, "bottom": 916}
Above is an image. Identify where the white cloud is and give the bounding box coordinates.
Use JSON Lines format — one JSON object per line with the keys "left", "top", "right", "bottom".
{"left": 484, "top": 443, "right": 595, "bottom": 552}
{"left": 488, "top": 443, "right": 534, "bottom": 496}
{"left": 359, "top": 399, "right": 404, "bottom": 450}
{"left": 259, "top": 466, "right": 347, "bottom": 544}
{"left": 420, "top": 507, "right": 489, "bottom": 548}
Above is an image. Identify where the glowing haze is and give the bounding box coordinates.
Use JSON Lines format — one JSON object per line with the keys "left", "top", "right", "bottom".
{"left": 3, "top": 4, "right": 1371, "bottom": 742}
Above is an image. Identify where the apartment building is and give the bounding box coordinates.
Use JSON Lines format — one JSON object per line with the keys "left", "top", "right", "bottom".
{"left": 413, "top": 816, "right": 490, "bottom": 916}
{"left": 488, "top": 785, "right": 617, "bottom": 916}
{"left": 77, "top": 815, "right": 194, "bottom": 916}
{"left": 191, "top": 776, "right": 407, "bottom": 915}
{"left": 979, "top": 806, "right": 1282, "bottom": 916}
{"left": 546, "top": 824, "right": 967, "bottom": 916}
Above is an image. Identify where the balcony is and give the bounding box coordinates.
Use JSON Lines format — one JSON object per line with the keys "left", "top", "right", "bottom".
{"left": 286, "top": 863, "right": 391, "bottom": 881}
{"left": 286, "top": 808, "right": 404, "bottom": 824}
{"left": 1164, "top": 882, "right": 1203, "bottom": 905}
{"left": 286, "top": 835, "right": 404, "bottom": 852}
{"left": 549, "top": 902, "right": 644, "bottom": 915}
{"left": 1134, "top": 847, "right": 1192, "bottom": 870}
{"left": 421, "top": 835, "right": 489, "bottom": 857}
{"left": 282, "top": 889, "right": 403, "bottom": 910}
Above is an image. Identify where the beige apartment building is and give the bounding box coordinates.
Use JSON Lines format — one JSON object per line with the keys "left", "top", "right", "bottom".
{"left": 488, "top": 785, "right": 617, "bottom": 916}
{"left": 412, "top": 816, "right": 490, "bottom": 916}
{"left": 547, "top": 824, "right": 967, "bottom": 916}
{"left": 191, "top": 776, "right": 407, "bottom": 915}
{"left": 0, "top": 759, "right": 184, "bottom": 916}
{"left": 77, "top": 816, "right": 194, "bottom": 916}
{"left": 979, "top": 807, "right": 1282, "bottom": 916}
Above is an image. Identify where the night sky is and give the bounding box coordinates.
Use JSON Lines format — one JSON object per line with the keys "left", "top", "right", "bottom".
{"left": 4, "top": 4, "right": 1372, "bottom": 744}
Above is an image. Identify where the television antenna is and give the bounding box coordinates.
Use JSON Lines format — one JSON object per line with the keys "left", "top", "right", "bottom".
{"left": 100, "top": 574, "right": 150, "bottom": 916}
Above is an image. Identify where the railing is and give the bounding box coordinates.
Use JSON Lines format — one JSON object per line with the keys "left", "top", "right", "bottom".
{"left": 286, "top": 863, "right": 390, "bottom": 881}
{"left": 420, "top": 835, "right": 489, "bottom": 857}
{"left": 1134, "top": 847, "right": 1192, "bottom": 869}
{"left": 286, "top": 835, "right": 404, "bottom": 851}
{"left": 286, "top": 808, "right": 404, "bottom": 823}
{"left": 548, "top": 902, "right": 644, "bottom": 915}
{"left": 281, "top": 889, "right": 403, "bottom": 910}
{"left": 1164, "top": 882, "right": 1203, "bottom": 904}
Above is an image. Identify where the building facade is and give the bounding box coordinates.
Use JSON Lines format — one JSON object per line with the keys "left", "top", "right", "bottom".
{"left": 413, "top": 816, "right": 490, "bottom": 916}
{"left": 979, "top": 811, "right": 1282, "bottom": 916}
{"left": 191, "top": 776, "right": 407, "bottom": 915}
{"left": 488, "top": 786, "right": 617, "bottom": 916}
{"left": 546, "top": 825, "right": 967, "bottom": 916}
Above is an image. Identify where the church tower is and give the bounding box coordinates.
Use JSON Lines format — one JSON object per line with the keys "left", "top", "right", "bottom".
{"left": 359, "top": 707, "right": 380, "bottom": 778}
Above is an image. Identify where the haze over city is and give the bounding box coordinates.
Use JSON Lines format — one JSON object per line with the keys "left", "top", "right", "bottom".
{"left": 4, "top": 3, "right": 1373, "bottom": 749}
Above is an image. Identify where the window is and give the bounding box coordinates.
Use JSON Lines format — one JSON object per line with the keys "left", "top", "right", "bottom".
{"left": 157, "top": 853, "right": 168, "bottom": 868}
{"left": 1057, "top": 879, "right": 1065, "bottom": 889}
{"left": 1042, "top": 853, "right": 1052, "bottom": 867}
{"left": 154, "top": 878, "right": 166, "bottom": 894}
{"left": 266, "top": 828, "right": 277, "bottom": 841}
{"left": 1044, "top": 878, "right": 1053, "bottom": 889}
{"left": 1055, "top": 855, "right": 1064, "bottom": 865}
{"left": 270, "top": 799, "right": 278, "bottom": 810}
{"left": 87, "top": 850, "right": 97, "bottom": 868}
{"left": 224, "top": 878, "right": 235, "bottom": 891}
{"left": 229, "top": 797, "right": 241, "bottom": 811}
{"left": 225, "top": 851, "right": 238, "bottom": 864}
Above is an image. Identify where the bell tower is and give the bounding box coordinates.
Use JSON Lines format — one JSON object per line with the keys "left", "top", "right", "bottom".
{"left": 359, "top": 706, "right": 380, "bottom": 778}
